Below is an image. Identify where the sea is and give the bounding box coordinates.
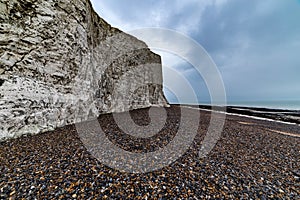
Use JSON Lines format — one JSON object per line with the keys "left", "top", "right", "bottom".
{"left": 189, "top": 100, "right": 300, "bottom": 111}
{"left": 225, "top": 100, "right": 300, "bottom": 111}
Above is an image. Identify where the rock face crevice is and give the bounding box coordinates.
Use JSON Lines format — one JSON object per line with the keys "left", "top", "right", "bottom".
{"left": 0, "top": 0, "right": 168, "bottom": 140}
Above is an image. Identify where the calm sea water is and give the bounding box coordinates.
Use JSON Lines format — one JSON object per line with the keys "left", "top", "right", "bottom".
{"left": 226, "top": 100, "right": 300, "bottom": 110}
{"left": 193, "top": 100, "right": 300, "bottom": 110}
{"left": 176, "top": 100, "right": 300, "bottom": 110}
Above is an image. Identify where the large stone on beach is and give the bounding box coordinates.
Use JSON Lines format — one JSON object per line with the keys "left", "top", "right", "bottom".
{"left": 0, "top": 0, "right": 168, "bottom": 140}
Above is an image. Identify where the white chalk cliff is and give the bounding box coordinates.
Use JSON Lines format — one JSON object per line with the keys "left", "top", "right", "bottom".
{"left": 0, "top": 0, "right": 168, "bottom": 140}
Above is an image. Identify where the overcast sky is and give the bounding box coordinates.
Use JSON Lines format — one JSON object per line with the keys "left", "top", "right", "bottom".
{"left": 91, "top": 0, "right": 300, "bottom": 105}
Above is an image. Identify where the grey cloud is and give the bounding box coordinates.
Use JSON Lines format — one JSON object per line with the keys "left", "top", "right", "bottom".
{"left": 193, "top": 0, "right": 300, "bottom": 101}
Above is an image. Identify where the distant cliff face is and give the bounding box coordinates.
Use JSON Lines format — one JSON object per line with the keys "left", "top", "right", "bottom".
{"left": 0, "top": 0, "right": 168, "bottom": 140}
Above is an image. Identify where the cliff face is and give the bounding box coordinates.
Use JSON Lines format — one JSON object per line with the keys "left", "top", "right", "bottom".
{"left": 0, "top": 0, "right": 168, "bottom": 140}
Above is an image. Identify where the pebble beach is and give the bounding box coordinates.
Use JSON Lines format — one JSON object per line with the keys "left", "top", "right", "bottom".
{"left": 1, "top": 105, "right": 299, "bottom": 199}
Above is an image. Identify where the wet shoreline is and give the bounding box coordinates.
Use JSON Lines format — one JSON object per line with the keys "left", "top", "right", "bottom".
{"left": 182, "top": 104, "right": 300, "bottom": 125}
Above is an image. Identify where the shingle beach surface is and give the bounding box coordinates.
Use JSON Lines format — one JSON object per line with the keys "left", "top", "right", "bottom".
{"left": 1, "top": 106, "right": 299, "bottom": 199}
